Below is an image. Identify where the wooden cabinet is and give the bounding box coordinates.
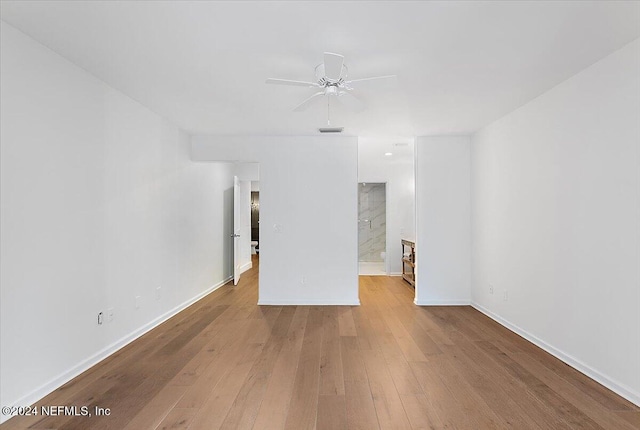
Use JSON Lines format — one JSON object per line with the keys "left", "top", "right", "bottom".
{"left": 401, "top": 239, "right": 415, "bottom": 287}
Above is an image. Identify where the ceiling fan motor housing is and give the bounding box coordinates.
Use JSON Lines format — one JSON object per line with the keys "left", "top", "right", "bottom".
{"left": 315, "top": 64, "right": 348, "bottom": 84}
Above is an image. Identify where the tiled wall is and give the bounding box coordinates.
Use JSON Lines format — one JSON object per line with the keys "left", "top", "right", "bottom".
{"left": 359, "top": 183, "right": 386, "bottom": 262}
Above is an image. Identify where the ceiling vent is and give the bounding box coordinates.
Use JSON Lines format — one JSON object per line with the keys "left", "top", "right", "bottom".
{"left": 318, "top": 127, "right": 344, "bottom": 133}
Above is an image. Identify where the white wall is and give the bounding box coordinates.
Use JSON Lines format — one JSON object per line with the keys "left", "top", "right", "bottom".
{"left": 0, "top": 22, "right": 233, "bottom": 412}
{"left": 358, "top": 140, "right": 415, "bottom": 275}
{"left": 192, "top": 136, "right": 359, "bottom": 305}
{"left": 415, "top": 136, "right": 471, "bottom": 305}
{"left": 235, "top": 162, "right": 260, "bottom": 181}
{"left": 471, "top": 39, "right": 640, "bottom": 404}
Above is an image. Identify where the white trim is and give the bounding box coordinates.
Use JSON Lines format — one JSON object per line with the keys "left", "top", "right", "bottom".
{"left": 239, "top": 261, "right": 252, "bottom": 274}
{"left": 471, "top": 302, "right": 640, "bottom": 407}
{"left": 1, "top": 276, "right": 232, "bottom": 423}
{"left": 414, "top": 299, "right": 470, "bottom": 306}
{"left": 389, "top": 272, "right": 403, "bottom": 277}
{"left": 258, "top": 299, "right": 361, "bottom": 306}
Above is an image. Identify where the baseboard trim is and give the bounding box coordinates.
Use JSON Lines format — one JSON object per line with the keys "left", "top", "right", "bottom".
{"left": 239, "top": 261, "right": 252, "bottom": 274}
{"left": 257, "top": 300, "right": 361, "bottom": 306}
{"left": 471, "top": 302, "right": 640, "bottom": 407}
{"left": 414, "top": 299, "right": 470, "bottom": 306}
{"left": 1, "top": 276, "right": 233, "bottom": 423}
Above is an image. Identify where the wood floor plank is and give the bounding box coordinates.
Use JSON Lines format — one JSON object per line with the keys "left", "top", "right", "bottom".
{"left": 340, "top": 336, "right": 369, "bottom": 383}
{"left": 219, "top": 307, "right": 295, "bottom": 430}
{"left": 410, "top": 360, "right": 473, "bottom": 429}
{"left": 251, "top": 306, "right": 309, "bottom": 430}
{"left": 155, "top": 407, "right": 197, "bottom": 430}
{"left": 316, "top": 395, "right": 347, "bottom": 430}
{"left": 173, "top": 319, "right": 254, "bottom": 409}
{"left": 385, "top": 359, "right": 424, "bottom": 397}
{"left": 351, "top": 305, "right": 380, "bottom": 351}
{"left": 443, "top": 330, "right": 562, "bottom": 429}
{"left": 411, "top": 308, "right": 456, "bottom": 348}
{"left": 344, "top": 380, "right": 381, "bottom": 430}
{"left": 394, "top": 308, "right": 443, "bottom": 357}
{"left": 399, "top": 394, "right": 444, "bottom": 430}
{"left": 511, "top": 351, "right": 639, "bottom": 430}
{"left": 2, "top": 261, "right": 638, "bottom": 430}
{"left": 369, "top": 284, "right": 427, "bottom": 363}
{"left": 513, "top": 339, "right": 637, "bottom": 412}
{"left": 122, "top": 385, "right": 188, "bottom": 430}
{"left": 381, "top": 314, "right": 428, "bottom": 363}
{"left": 619, "top": 410, "right": 640, "bottom": 428}
{"left": 337, "top": 306, "right": 357, "bottom": 337}
{"left": 187, "top": 341, "right": 265, "bottom": 429}
{"left": 426, "top": 355, "right": 509, "bottom": 429}
{"left": 477, "top": 340, "right": 605, "bottom": 430}
{"left": 361, "top": 349, "right": 412, "bottom": 430}
{"left": 319, "top": 306, "right": 345, "bottom": 396}
{"left": 218, "top": 343, "right": 280, "bottom": 430}
{"left": 283, "top": 306, "right": 324, "bottom": 430}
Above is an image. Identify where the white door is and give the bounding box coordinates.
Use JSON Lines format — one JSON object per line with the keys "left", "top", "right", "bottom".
{"left": 233, "top": 176, "right": 241, "bottom": 285}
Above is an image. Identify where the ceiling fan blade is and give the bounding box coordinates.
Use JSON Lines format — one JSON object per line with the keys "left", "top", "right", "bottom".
{"left": 266, "top": 78, "right": 319, "bottom": 87}
{"left": 345, "top": 75, "right": 397, "bottom": 85}
{"left": 323, "top": 52, "right": 344, "bottom": 80}
{"left": 293, "top": 92, "right": 325, "bottom": 112}
{"left": 337, "top": 91, "right": 366, "bottom": 112}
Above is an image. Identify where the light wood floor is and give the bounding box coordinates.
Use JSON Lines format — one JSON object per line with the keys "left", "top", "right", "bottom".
{"left": 2, "top": 256, "right": 638, "bottom": 429}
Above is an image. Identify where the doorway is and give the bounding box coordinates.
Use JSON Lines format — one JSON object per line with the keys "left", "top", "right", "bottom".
{"left": 230, "top": 163, "right": 260, "bottom": 287}
{"left": 358, "top": 182, "right": 387, "bottom": 275}
{"left": 250, "top": 186, "right": 259, "bottom": 255}
{"left": 357, "top": 137, "right": 416, "bottom": 303}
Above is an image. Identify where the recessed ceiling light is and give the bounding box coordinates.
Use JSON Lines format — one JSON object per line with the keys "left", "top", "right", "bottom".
{"left": 385, "top": 152, "right": 393, "bottom": 156}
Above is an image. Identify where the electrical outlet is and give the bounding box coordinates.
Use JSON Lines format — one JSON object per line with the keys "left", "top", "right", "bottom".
{"left": 97, "top": 312, "right": 103, "bottom": 325}
{"left": 156, "top": 286, "right": 162, "bottom": 301}
{"left": 489, "top": 284, "right": 494, "bottom": 295}
{"left": 135, "top": 296, "right": 141, "bottom": 309}
{"left": 107, "top": 308, "right": 114, "bottom": 323}
{"left": 503, "top": 290, "right": 508, "bottom": 301}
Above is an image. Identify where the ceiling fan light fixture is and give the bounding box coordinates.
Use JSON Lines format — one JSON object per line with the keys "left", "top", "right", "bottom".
{"left": 325, "top": 86, "right": 339, "bottom": 95}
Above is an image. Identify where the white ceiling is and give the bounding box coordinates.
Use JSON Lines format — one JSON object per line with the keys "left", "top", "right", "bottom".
{"left": 1, "top": 1, "right": 639, "bottom": 137}
{"left": 359, "top": 136, "right": 415, "bottom": 167}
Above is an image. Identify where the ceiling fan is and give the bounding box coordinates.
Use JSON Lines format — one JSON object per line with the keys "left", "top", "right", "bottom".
{"left": 266, "top": 52, "right": 396, "bottom": 113}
